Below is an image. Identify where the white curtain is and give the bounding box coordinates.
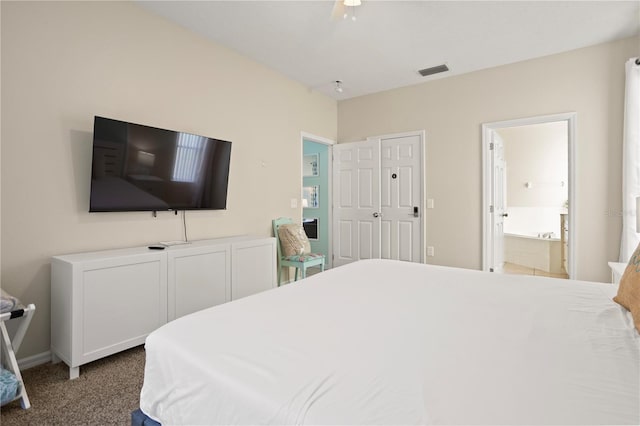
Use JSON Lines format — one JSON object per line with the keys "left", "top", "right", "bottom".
{"left": 620, "top": 57, "right": 640, "bottom": 262}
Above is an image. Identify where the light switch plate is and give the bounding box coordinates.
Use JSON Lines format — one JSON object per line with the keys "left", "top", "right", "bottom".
{"left": 290, "top": 198, "right": 297, "bottom": 208}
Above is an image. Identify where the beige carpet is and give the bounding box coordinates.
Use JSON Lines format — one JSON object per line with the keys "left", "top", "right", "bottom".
{"left": 1, "top": 345, "right": 145, "bottom": 425}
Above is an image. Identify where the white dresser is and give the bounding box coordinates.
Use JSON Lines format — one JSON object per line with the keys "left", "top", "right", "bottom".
{"left": 51, "top": 236, "right": 276, "bottom": 379}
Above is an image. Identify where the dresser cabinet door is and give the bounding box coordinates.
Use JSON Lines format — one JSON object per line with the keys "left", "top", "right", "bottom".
{"left": 167, "top": 244, "right": 231, "bottom": 320}
{"left": 81, "top": 254, "right": 167, "bottom": 360}
{"left": 231, "top": 238, "right": 276, "bottom": 300}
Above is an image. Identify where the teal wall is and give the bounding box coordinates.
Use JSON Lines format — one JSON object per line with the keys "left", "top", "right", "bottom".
{"left": 303, "top": 140, "right": 329, "bottom": 264}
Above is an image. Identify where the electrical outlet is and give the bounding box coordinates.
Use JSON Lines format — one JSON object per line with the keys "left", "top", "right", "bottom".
{"left": 427, "top": 246, "right": 435, "bottom": 257}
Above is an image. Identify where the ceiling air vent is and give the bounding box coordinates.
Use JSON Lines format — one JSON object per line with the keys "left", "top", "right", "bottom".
{"left": 418, "top": 64, "right": 449, "bottom": 77}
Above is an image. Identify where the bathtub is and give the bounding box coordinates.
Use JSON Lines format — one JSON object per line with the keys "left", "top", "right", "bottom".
{"left": 504, "top": 232, "right": 564, "bottom": 274}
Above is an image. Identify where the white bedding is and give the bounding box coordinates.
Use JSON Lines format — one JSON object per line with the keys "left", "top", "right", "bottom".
{"left": 140, "top": 259, "right": 640, "bottom": 425}
{"left": 0, "top": 289, "right": 20, "bottom": 314}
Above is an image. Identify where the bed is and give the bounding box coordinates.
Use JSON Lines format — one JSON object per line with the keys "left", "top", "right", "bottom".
{"left": 138, "top": 259, "right": 640, "bottom": 425}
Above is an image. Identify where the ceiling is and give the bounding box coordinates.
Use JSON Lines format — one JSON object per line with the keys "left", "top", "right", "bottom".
{"left": 138, "top": 1, "right": 640, "bottom": 100}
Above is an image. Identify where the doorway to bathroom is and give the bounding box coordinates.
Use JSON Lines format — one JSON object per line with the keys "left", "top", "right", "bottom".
{"left": 301, "top": 133, "right": 334, "bottom": 269}
{"left": 483, "top": 113, "right": 576, "bottom": 279}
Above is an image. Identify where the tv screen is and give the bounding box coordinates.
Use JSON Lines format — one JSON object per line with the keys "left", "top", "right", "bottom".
{"left": 89, "top": 116, "right": 232, "bottom": 212}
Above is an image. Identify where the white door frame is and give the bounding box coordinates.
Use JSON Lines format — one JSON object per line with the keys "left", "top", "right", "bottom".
{"left": 367, "top": 130, "right": 426, "bottom": 263}
{"left": 301, "top": 131, "right": 335, "bottom": 268}
{"left": 482, "top": 113, "right": 577, "bottom": 278}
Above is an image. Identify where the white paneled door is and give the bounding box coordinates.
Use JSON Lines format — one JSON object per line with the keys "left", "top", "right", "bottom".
{"left": 333, "top": 140, "right": 380, "bottom": 266}
{"left": 333, "top": 133, "right": 423, "bottom": 267}
{"left": 380, "top": 135, "right": 422, "bottom": 262}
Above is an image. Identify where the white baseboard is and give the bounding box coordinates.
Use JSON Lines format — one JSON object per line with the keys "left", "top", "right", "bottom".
{"left": 18, "top": 350, "right": 51, "bottom": 370}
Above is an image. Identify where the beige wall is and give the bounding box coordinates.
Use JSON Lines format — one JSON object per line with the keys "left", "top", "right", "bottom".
{"left": 499, "top": 122, "right": 568, "bottom": 208}
{"left": 1, "top": 1, "right": 337, "bottom": 359}
{"left": 338, "top": 36, "right": 638, "bottom": 282}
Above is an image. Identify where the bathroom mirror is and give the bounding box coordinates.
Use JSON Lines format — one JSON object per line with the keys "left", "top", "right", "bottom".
{"left": 302, "top": 218, "right": 319, "bottom": 240}
{"left": 303, "top": 154, "right": 319, "bottom": 177}
{"left": 303, "top": 186, "right": 319, "bottom": 208}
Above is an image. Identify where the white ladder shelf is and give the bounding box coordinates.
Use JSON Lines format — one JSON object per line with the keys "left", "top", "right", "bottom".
{"left": 0, "top": 303, "right": 36, "bottom": 409}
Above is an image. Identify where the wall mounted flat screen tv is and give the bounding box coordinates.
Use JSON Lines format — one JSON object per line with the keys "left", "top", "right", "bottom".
{"left": 90, "top": 116, "right": 232, "bottom": 212}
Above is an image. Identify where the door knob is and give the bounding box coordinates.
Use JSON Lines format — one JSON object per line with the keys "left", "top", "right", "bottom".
{"left": 373, "top": 212, "right": 380, "bottom": 218}
{"left": 501, "top": 213, "right": 509, "bottom": 217}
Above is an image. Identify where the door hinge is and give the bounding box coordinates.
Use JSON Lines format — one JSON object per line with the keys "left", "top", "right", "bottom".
{"left": 489, "top": 205, "right": 494, "bottom": 213}
{"left": 489, "top": 142, "right": 494, "bottom": 150}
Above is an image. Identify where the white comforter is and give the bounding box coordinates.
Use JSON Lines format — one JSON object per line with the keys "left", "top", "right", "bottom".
{"left": 140, "top": 259, "right": 640, "bottom": 425}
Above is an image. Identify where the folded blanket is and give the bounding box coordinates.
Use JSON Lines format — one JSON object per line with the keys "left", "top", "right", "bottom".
{"left": 0, "top": 289, "right": 20, "bottom": 314}
{"left": 0, "top": 368, "right": 18, "bottom": 405}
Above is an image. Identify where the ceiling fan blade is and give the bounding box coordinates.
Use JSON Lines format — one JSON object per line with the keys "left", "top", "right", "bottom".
{"left": 331, "top": 0, "right": 345, "bottom": 20}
